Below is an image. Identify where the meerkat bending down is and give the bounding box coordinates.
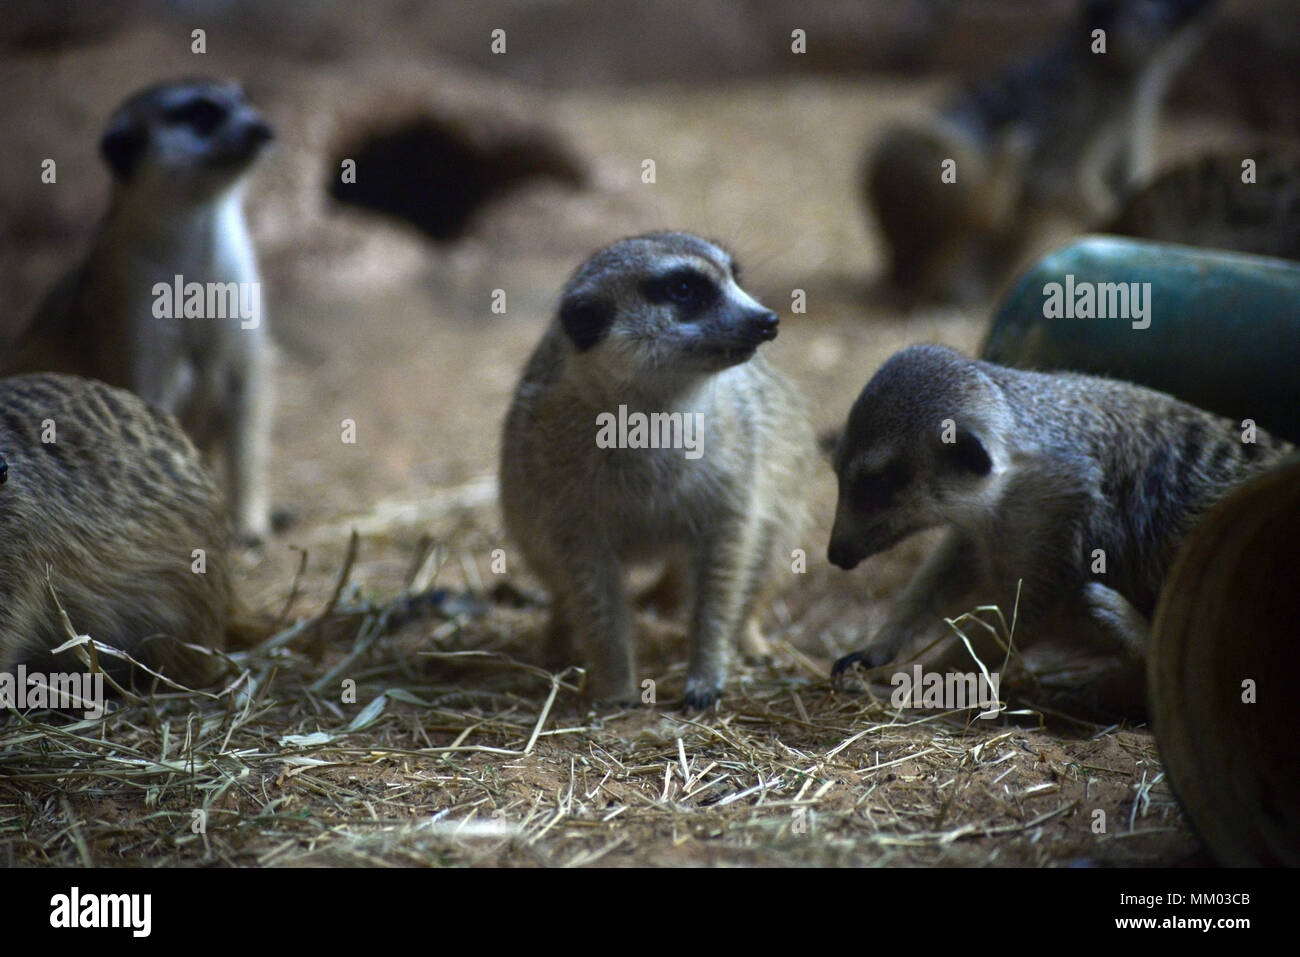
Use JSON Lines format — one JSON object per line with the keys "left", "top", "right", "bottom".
{"left": 500, "top": 233, "right": 815, "bottom": 708}
{"left": 0, "top": 373, "right": 231, "bottom": 686}
{"left": 865, "top": 0, "right": 1216, "bottom": 302}
{"left": 3, "top": 79, "right": 275, "bottom": 543}
{"left": 827, "top": 344, "right": 1292, "bottom": 680}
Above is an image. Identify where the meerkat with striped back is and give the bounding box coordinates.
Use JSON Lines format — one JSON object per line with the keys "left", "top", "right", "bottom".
{"left": 1103, "top": 146, "right": 1300, "bottom": 260}
{"left": 0, "top": 373, "right": 231, "bottom": 686}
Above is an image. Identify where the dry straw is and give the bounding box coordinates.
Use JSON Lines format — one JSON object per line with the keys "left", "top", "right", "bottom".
{"left": 1, "top": 535, "right": 1192, "bottom": 867}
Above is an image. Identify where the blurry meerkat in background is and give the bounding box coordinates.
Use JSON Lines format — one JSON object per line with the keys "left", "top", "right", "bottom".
{"left": 864, "top": 0, "right": 1218, "bottom": 303}
{"left": 827, "top": 344, "right": 1292, "bottom": 684}
{"left": 3, "top": 79, "right": 276, "bottom": 543}
{"left": 1102, "top": 145, "right": 1300, "bottom": 261}
{"left": 0, "top": 373, "right": 232, "bottom": 687}
{"left": 500, "top": 233, "right": 816, "bottom": 709}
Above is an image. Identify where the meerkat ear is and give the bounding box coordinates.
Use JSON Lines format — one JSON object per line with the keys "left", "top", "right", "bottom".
{"left": 951, "top": 430, "right": 993, "bottom": 476}
{"left": 559, "top": 296, "right": 612, "bottom": 352}
{"left": 100, "top": 121, "right": 148, "bottom": 182}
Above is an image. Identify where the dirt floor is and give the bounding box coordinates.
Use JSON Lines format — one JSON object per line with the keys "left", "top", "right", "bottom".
{"left": 1, "top": 48, "right": 1242, "bottom": 866}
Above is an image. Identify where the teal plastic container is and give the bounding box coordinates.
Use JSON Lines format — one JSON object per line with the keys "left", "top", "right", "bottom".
{"left": 981, "top": 236, "right": 1300, "bottom": 443}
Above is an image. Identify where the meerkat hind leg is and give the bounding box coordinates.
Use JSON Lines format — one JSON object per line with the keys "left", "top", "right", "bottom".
{"left": 926, "top": 582, "right": 1149, "bottom": 693}
{"left": 227, "top": 352, "right": 272, "bottom": 544}
{"left": 540, "top": 596, "right": 573, "bottom": 672}
{"left": 128, "top": 341, "right": 194, "bottom": 417}
{"left": 563, "top": 551, "right": 636, "bottom": 705}
{"left": 739, "top": 618, "right": 772, "bottom": 662}
{"left": 684, "top": 529, "right": 761, "bottom": 709}
{"left": 1078, "top": 582, "right": 1149, "bottom": 662}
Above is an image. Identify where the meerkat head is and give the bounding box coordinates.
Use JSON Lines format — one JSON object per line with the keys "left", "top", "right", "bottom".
{"left": 827, "top": 345, "right": 1015, "bottom": 570}
{"left": 99, "top": 79, "right": 273, "bottom": 204}
{"left": 555, "top": 232, "right": 780, "bottom": 388}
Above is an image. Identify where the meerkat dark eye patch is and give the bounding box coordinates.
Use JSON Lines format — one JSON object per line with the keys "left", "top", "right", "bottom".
{"left": 100, "top": 122, "right": 149, "bottom": 181}
{"left": 641, "top": 268, "right": 719, "bottom": 317}
{"left": 949, "top": 431, "right": 993, "bottom": 476}
{"left": 848, "top": 461, "right": 909, "bottom": 504}
{"left": 164, "top": 97, "right": 226, "bottom": 136}
{"left": 559, "top": 296, "right": 613, "bottom": 352}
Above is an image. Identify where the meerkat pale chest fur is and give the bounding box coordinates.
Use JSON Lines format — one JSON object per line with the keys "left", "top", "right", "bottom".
{"left": 0, "top": 373, "right": 231, "bottom": 686}
{"left": 827, "top": 344, "right": 1293, "bottom": 681}
{"left": 501, "top": 233, "right": 815, "bottom": 708}
{"left": 4, "top": 79, "right": 275, "bottom": 543}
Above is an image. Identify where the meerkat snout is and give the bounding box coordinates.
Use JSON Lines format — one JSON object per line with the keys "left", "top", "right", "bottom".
{"left": 828, "top": 345, "right": 1003, "bottom": 570}
{"left": 828, "top": 429, "right": 997, "bottom": 569}
{"left": 735, "top": 308, "right": 780, "bottom": 341}
{"left": 100, "top": 80, "right": 274, "bottom": 195}
{"left": 501, "top": 232, "right": 817, "bottom": 709}
{"left": 556, "top": 241, "right": 785, "bottom": 382}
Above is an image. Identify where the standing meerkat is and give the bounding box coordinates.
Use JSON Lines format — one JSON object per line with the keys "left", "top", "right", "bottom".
{"left": 827, "top": 344, "right": 1292, "bottom": 679}
{"left": 500, "top": 233, "right": 816, "bottom": 708}
{"left": 0, "top": 373, "right": 231, "bottom": 686}
{"left": 4, "top": 79, "right": 275, "bottom": 543}
{"left": 865, "top": 0, "right": 1216, "bottom": 302}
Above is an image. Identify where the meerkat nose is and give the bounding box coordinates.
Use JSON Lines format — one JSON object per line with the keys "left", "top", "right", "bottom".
{"left": 245, "top": 119, "right": 274, "bottom": 145}
{"left": 827, "top": 538, "right": 861, "bottom": 570}
{"left": 748, "top": 310, "right": 780, "bottom": 341}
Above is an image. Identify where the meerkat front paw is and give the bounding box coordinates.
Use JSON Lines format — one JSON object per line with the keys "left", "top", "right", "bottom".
{"left": 682, "top": 676, "right": 723, "bottom": 711}
{"left": 832, "top": 626, "right": 910, "bottom": 677}
{"left": 830, "top": 647, "right": 895, "bottom": 678}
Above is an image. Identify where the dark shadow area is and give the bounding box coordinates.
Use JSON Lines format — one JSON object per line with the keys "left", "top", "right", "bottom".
{"left": 329, "top": 117, "right": 587, "bottom": 242}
